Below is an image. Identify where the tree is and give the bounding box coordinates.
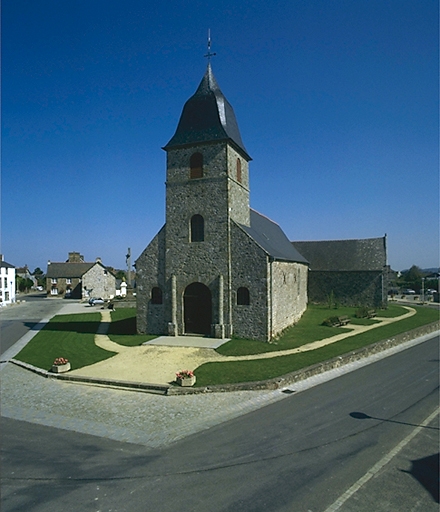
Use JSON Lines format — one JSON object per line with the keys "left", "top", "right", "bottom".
{"left": 398, "top": 265, "right": 427, "bottom": 293}
{"left": 115, "top": 270, "right": 126, "bottom": 281}
{"left": 17, "top": 276, "right": 34, "bottom": 293}
{"left": 32, "top": 267, "right": 45, "bottom": 287}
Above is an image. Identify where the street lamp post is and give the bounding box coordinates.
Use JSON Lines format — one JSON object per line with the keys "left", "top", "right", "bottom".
{"left": 421, "top": 277, "right": 425, "bottom": 304}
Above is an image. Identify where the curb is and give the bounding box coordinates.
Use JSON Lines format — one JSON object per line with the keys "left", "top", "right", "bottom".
{"left": 8, "top": 321, "right": 439, "bottom": 396}
{"left": 8, "top": 359, "right": 170, "bottom": 395}
{"left": 167, "top": 321, "right": 440, "bottom": 395}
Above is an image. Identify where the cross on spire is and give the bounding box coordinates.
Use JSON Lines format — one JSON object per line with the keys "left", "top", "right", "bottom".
{"left": 204, "top": 29, "right": 216, "bottom": 61}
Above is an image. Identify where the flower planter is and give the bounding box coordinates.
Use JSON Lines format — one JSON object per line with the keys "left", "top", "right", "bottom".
{"left": 51, "top": 362, "right": 71, "bottom": 373}
{"left": 176, "top": 375, "right": 196, "bottom": 387}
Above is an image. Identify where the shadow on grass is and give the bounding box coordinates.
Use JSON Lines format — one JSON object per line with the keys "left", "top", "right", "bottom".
{"left": 16, "top": 313, "right": 114, "bottom": 371}
{"left": 25, "top": 321, "right": 101, "bottom": 334}
{"left": 108, "top": 317, "right": 137, "bottom": 335}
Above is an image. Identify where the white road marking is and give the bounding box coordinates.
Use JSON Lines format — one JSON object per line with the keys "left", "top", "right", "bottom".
{"left": 323, "top": 405, "right": 440, "bottom": 512}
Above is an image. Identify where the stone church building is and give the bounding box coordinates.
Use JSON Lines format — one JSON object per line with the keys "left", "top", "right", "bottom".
{"left": 136, "top": 64, "right": 308, "bottom": 342}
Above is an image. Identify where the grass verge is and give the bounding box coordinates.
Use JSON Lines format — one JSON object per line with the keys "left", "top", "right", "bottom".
{"left": 194, "top": 305, "right": 439, "bottom": 386}
{"left": 108, "top": 309, "right": 157, "bottom": 346}
{"left": 216, "top": 304, "right": 406, "bottom": 356}
{"left": 14, "top": 313, "right": 116, "bottom": 371}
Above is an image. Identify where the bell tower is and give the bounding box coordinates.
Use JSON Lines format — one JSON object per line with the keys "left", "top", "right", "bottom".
{"left": 162, "top": 62, "right": 251, "bottom": 337}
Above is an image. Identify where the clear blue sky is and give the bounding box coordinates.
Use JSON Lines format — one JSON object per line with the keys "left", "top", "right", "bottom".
{"left": 2, "top": 0, "right": 438, "bottom": 273}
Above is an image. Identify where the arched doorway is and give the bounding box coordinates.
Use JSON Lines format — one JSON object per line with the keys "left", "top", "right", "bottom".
{"left": 184, "top": 282, "right": 212, "bottom": 335}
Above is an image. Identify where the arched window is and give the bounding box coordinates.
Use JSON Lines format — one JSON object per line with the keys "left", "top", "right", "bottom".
{"left": 151, "top": 287, "right": 163, "bottom": 304}
{"left": 190, "top": 152, "right": 203, "bottom": 179}
{"left": 237, "top": 287, "right": 250, "bottom": 305}
{"left": 236, "top": 158, "right": 242, "bottom": 183}
{"left": 191, "top": 214, "right": 204, "bottom": 242}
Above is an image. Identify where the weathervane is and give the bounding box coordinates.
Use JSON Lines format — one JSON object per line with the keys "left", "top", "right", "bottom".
{"left": 204, "top": 29, "right": 216, "bottom": 61}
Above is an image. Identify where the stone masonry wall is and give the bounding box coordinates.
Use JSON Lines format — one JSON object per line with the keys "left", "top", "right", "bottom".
{"left": 164, "top": 142, "right": 251, "bottom": 335}
{"left": 231, "top": 223, "right": 269, "bottom": 341}
{"left": 82, "top": 264, "right": 116, "bottom": 300}
{"left": 308, "top": 270, "right": 385, "bottom": 307}
{"left": 271, "top": 261, "right": 308, "bottom": 338}
{"left": 226, "top": 145, "right": 250, "bottom": 226}
{"left": 136, "top": 227, "right": 167, "bottom": 334}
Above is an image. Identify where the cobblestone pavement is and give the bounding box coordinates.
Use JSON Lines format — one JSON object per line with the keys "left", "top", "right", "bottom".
{"left": 1, "top": 300, "right": 437, "bottom": 449}
{"left": 1, "top": 362, "right": 290, "bottom": 448}
{"left": 1, "top": 332, "right": 435, "bottom": 449}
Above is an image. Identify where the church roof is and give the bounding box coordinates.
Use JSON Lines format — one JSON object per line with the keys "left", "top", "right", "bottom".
{"left": 291, "top": 237, "right": 387, "bottom": 271}
{"left": 238, "top": 210, "right": 308, "bottom": 264}
{"left": 164, "top": 63, "right": 251, "bottom": 160}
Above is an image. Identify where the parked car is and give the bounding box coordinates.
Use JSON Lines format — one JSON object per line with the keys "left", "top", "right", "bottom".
{"left": 402, "top": 289, "right": 415, "bottom": 294}
{"left": 88, "top": 297, "right": 105, "bottom": 305}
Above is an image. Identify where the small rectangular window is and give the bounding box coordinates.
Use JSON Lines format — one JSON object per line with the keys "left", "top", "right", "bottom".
{"left": 191, "top": 215, "right": 204, "bottom": 242}
{"left": 190, "top": 152, "right": 203, "bottom": 179}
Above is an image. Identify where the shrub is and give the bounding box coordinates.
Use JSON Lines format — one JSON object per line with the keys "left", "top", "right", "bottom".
{"left": 355, "top": 307, "right": 370, "bottom": 318}
{"left": 322, "top": 316, "right": 340, "bottom": 327}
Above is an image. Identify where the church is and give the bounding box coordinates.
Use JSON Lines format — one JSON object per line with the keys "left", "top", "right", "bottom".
{"left": 136, "top": 63, "right": 309, "bottom": 342}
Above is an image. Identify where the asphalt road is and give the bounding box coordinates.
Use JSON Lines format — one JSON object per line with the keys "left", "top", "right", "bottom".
{"left": 0, "top": 294, "right": 65, "bottom": 355}
{"left": 1, "top": 334, "right": 438, "bottom": 511}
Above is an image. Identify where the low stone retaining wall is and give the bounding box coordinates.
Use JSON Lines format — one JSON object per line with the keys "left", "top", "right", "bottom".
{"left": 8, "top": 321, "right": 439, "bottom": 396}
{"left": 167, "top": 320, "right": 440, "bottom": 395}
{"left": 112, "top": 300, "right": 137, "bottom": 309}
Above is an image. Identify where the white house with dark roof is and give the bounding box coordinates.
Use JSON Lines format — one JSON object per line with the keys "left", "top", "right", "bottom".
{"left": 136, "top": 64, "right": 309, "bottom": 341}
{"left": 0, "top": 255, "right": 16, "bottom": 305}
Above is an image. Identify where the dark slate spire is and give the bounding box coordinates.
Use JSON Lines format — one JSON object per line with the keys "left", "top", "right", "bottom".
{"left": 164, "top": 63, "right": 251, "bottom": 160}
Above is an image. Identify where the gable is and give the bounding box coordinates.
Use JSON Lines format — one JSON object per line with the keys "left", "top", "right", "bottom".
{"left": 82, "top": 262, "right": 116, "bottom": 279}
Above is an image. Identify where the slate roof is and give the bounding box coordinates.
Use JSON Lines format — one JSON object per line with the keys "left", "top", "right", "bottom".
{"left": 46, "top": 262, "right": 95, "bottom": 279}
{"left": 291, "top": 237, "right": 387, "bottom": 271}
{"left": 238, "top": 210, "right": 308, "bottom": 264}
{"left": 164, "top": 63, "right": 251, "bottom": 160}
{"left": 1, "top": 260, "right": 15, "bottom": 269}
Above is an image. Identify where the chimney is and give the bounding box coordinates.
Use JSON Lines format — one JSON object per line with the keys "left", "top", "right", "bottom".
{"left": 68, "top": 252, "right": 84, "bottom": 263}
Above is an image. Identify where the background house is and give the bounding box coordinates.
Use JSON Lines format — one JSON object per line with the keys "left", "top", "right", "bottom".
{"left": 15, "top": 265, "right": 38, "bottom": 290}
{"left": 292, "top": 237, "right": 388, "bottom": 307}
{"left": 0, "top": 255, "right": 16, "bottom": 305}
{"left": 46, "top": 252, "right": 116, "bottom": 300}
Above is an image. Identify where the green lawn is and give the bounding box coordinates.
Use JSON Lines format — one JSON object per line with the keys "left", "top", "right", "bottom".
{"left": 194, "top": 305, "right": 438, "bottom": 386}
{"left": 13, "top": 304, "right": 438, "bottom": 383}
{"left": 108, "top": 309, "right": 157, "bottom": 346}
{"left": 14, "top": 313, "right": 116, "bottom": 371}
{"left": 216, "top": 304, "right": 405, "bottom": 356}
